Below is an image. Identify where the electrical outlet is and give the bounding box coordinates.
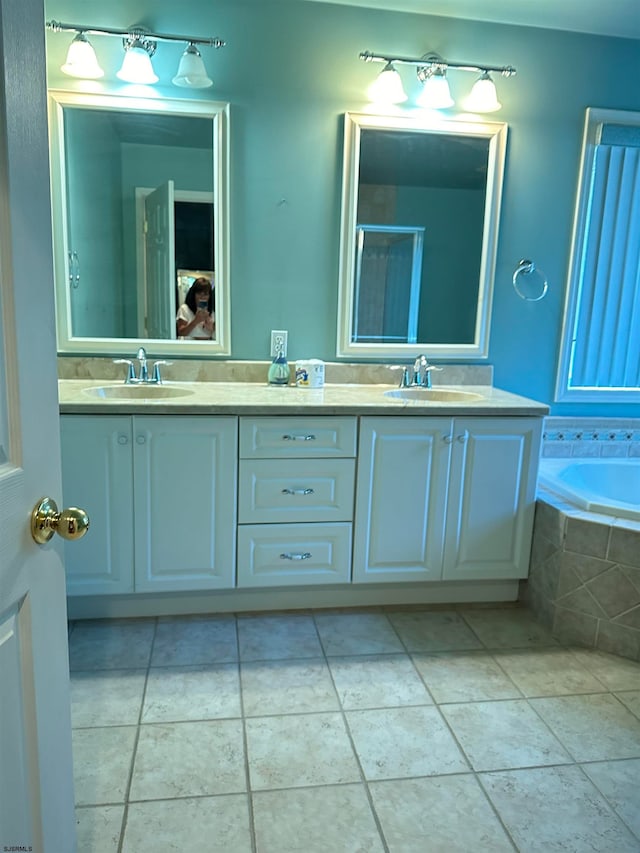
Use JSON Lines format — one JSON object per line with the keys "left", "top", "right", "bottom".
{"left": 270, "top": 329, "right": 288, "bottom": 357}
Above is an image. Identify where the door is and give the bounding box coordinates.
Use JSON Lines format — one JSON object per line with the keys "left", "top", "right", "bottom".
{"left": 352, "top": 416, "right": 452, "bottom": 583}
{"left": 0, "top": 0, "right": 77, "bottom": 850}
{"left": 442, "top": 418, "right": 543, "bottom": 580}
{"left": 144, "top": 180, "right": 176, "bottom": 339}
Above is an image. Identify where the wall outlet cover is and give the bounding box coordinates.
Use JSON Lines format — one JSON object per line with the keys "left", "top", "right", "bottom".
{"left": 270, "top": 329, "right": 288, "bottom": 357}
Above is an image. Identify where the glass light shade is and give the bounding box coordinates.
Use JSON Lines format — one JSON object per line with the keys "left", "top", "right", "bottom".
{"left": 465, "top": 72, "right": 502, "bottom": 112}
{"left": 172, "top": 44, "right": 213, "bottom": 88}
{"left": 367, "top": 63, "right": 407, "bottom": 104}
{"left": 417, "top": 71, "right": 453, "bottom": 109}
{"left": 117, "top": 46, "right": 159, "bottom": 84}
{"left": 61, "top": 33, "right": 104, "bottom": 79}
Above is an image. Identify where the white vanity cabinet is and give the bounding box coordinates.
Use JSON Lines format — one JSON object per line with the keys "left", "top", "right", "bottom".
{"left": 353, "top": 416, "right": 542, "bottom": 584}
{"left": 60, "top": 414, "right": 237, "bottom": 596}
{"left": 236, "top": 417, "right": 356, "bottom": 587}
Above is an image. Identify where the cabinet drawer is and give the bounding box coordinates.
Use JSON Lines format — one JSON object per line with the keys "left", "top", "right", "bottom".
{"left": 239, "top": 458, "right": 355, "bottom": 523}
{"left": 237, "top": 523, "right": 352, "bottom": 587}
{"left": 239, "top": 417, "right": 357, "bottom": 458}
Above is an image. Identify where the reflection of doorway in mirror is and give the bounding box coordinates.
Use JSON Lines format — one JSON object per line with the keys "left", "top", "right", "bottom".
{"left": 135, "top": 188, "right": 214, "bottom": 339}
{"left": 353, "top": 225, "right": 424, "bottom": 343}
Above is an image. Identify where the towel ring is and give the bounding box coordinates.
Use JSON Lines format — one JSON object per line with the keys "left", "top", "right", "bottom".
{"left": 513, "top": 259, "right": 548, "bottom": 302}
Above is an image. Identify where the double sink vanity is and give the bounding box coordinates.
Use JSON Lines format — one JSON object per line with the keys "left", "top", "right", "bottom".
{"left": 58, "top": 363, "right": 548, "bottom": 619}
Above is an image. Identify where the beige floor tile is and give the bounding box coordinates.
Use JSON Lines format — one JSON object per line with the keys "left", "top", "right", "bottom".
{"left": 441, "top": 700, "right": 571, "bottom": 771}
{"left": 314, "top": 611, "right": 405, "bottom": 655}
{"left": 370, "top": 775, "right": 514, "bottom": 852}
{"left": 122, "top": 795, "right": 252, "bottom": 853}
{"left": 75, "top": 806, "right": 124, "bottom": 853}
{"left": 151, "top": 616, "right": 238, "bottom": 666}
{"left": 129, "top": 720, "right": 246, "bottom": 800}
{"left": 492, "top": 648, "right": 605, "bottom": 697}
{"left": 238, "top": 613, "right": 323, "bottom": 660}
{"left": 329, "top": 653, "right": 432, "bottom": 709}
{"left": 481, "top": 765, "right": 640, "bottom": 852}
{"left": 459, "top": 608, "right": 558, "bottom": 649}
{"left": 346, "top": 705, "right": 468, "bottom": 780}
{"left": 582, "top": 759, "right": 640, "bottom": 839}
{"left": 570, "top": 649, "right": 640, "bottom": 691}
{"left": 71, "top": 670, "right": 146, "bottom": 727}
{"left": 252, "top": 785, "right": 384, "bottom": 852}
{"left": 69, "top": 619, "right": 155, "bottom": 670}
{"left": 72, "top": 727, "right": 137, "bottom": 806}
{"left": 530, "top": 694, "right": 640, "bottom": 761}
{"left": 412, "top": 651, "right": 521, "bottom": 703}
{"left": 616, "top": 690, "right": 640, "bottom": 718}
{"left": 142, "top": 663, "right": 241, "bottom": 722}
{"left": 387, "top": 610, "right": 483, "bottom": 652}
{"left": 241, "top": 658, "right": 339, "bottom": 716}
{"left": 245, "top": 712, "right": 360, "bottom": 790}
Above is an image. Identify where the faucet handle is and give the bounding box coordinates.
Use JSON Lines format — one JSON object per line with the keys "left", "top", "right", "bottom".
{"left": 113, "top": 359, "right": 135, "bottom": 383}
{"left": 137, "top": 346, "right": 147, "bottom": 360}
{"left": 151, "top": 360, "right": 172, "bottom": 383}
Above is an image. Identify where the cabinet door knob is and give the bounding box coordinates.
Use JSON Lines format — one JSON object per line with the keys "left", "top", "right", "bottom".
{"left": 31, "top": 497, "right": 90, "bottom": 545}
{"left": 118, "top": 434, "right": 128, "bottom": 445}
{"left": 136, "top": 435, "right": 146, "bottom": 445}
{"left": 280, "top": 552, "right": 312, "bottom": 561}
{"left": 443, "top": 434, "right": 453, "bottom": 444}
{"left": 281, "top": 488, "right": 314, "bottom": 495}
{"left": 457, "top": 432, "right": 468, "bottom": 443}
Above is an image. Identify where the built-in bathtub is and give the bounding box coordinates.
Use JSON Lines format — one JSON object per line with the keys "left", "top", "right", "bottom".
{"left": 537, "top": 458, "right": 640, "bottom": 522}
{"left": 524, "top": 457, "right": 640, "bottom": 662}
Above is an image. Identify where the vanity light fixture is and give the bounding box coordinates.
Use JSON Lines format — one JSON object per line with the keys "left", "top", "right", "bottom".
{"left": 360, "top": 50, "right": 516, "bottom": 112}
{"left": 46, "top": 20, "right": 225, "bottom": 89}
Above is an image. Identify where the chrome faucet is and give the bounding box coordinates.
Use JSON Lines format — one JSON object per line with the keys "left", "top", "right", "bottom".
{"left": 400, "top": 354, "right": 443, "bottom": 389}
{"left": 113, "top": 349, "right": 172, "bottom": 384}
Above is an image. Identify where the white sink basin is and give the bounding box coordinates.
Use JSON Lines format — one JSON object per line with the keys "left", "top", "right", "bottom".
{"left": 82, "top": 384, "right": 195, "bottom": 400}
{"left": 384, "top": 387, "right": 484, "bottom": 403}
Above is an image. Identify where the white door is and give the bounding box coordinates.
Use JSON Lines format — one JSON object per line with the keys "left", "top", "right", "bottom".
{"left": 144, "top": 180, "right": 176, "bottom": 339}
{"left": 0, "top": 0, "right": 77, "bottom": 850}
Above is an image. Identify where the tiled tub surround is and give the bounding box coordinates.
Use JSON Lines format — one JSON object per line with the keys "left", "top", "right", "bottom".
{"left": 543, "top": 417, "right": 640, "bottom": 458}
{"left": 525, "top": 490, "right": 640, "bottom": 662}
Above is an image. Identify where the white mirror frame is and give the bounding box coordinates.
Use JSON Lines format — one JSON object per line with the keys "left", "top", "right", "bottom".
{"left": 48, "top": 90, "right": 230, "bottom": 357}
{"left": 555, "top": 107, "right": 640, "bottom": 403}
{"left": 336, "top": 112, "right": 507, "bottom": 360}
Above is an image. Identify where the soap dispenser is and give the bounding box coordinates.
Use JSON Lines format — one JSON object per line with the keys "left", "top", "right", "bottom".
{"left": 267, "top": 347, "right": 290, "bottom": 385}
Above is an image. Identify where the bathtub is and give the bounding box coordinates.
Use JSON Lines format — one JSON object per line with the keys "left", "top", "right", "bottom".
{"left": 538, "top": 457, "right": 640, "bottom": 522}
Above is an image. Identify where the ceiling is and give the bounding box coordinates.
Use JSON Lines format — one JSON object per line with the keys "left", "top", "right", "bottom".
{"left": 301, "top": 0, "right": 640, "bottom": 40}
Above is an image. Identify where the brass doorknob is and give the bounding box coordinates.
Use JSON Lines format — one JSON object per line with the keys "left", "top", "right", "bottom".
{"left": 31, "top": 497, "right": 90, "bottom": 545}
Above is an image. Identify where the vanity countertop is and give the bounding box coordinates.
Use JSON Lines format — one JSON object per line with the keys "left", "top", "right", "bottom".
{"left": 58, "top": 380, "right": 549, "bottom": 417}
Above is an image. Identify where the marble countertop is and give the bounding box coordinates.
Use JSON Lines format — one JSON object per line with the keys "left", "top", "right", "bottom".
{"left": 58, "top": 379, "right": 549, "bottom": 416}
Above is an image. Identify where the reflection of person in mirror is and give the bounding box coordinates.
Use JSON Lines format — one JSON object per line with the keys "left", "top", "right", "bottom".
{"left": 176, "top": 278, "right": 215, "bottom": 340}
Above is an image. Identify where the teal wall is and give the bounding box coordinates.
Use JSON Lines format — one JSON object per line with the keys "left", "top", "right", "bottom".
{"left": 44, "top": 0, "right": 640, "bottom": 415}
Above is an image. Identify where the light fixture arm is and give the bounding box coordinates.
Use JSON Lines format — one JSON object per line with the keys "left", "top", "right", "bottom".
{"left": 359, "top": 50, "right": 516, "bottom": 78}
{"left": 46, "top": 20, "right": 225, "bottom": 50}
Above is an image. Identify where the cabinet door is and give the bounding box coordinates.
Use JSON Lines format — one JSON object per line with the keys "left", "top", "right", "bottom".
{"left": 443, "top": 417, "right": 542, "bottom": 581}
{"left": 60, "top": 415, "right": 135, "bottom": 595}
{"left": 353, "top": 417, "right": 452, "bottom": 583}
{"left": 133, "top": 416, "right": 237, "bottom": 592}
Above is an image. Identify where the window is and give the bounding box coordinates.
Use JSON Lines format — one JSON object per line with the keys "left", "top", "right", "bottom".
{"left": 556, "top": 108, "right": 640, "bottom": 402}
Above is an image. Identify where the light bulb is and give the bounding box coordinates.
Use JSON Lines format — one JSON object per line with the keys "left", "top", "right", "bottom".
{"left": 465, "top": 72, "right": 502, "bottom": 112}
{"left": 117, "top": 45, "right": 158, "bottom": 84}
{"left": 61, "top": 33, "right": 104, "bottom": 79}
{"left": 367, "top": 62, "right": 407, "bottom": 104}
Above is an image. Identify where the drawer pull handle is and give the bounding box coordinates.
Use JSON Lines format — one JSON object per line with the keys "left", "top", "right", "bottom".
{"left": 282, "top": 434, "right": 316, "bottom": 441}
{"left": 281, "top": 488, "right": 314, "bottom": 495}
{"left": 280, "top": 552, "right": 312, "bottom": 561}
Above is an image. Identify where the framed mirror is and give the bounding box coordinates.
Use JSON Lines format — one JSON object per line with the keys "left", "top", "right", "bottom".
{"left": 48, "top": 90, "right": 230, "bottom": 356}
{"left": 337, "top": 112, "right": 507, "bottom": 359}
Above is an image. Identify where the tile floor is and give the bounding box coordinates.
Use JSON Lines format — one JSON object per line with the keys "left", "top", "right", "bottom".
{"left": 68, "top": 605, "right": 640, "bottom": 852}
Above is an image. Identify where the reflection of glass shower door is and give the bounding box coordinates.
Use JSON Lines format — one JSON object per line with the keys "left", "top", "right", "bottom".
{"left": 353, "top": 225, "right": 424, "bottom": 343}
